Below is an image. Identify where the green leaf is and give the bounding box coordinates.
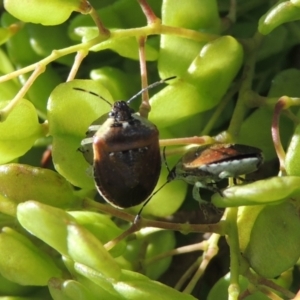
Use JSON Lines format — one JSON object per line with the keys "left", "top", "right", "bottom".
{"left": 0, "top": 164, "right": 78, "bottom": 209}
{"left": 131, "top": 166, "right": 187, "bottom": 217}
{"left": 48, "top": 80, "right": 113, "bottom": 188}
{"left": 159, "top": 0, "right": 220, "bottom": 78}
{"left": 212, "top": 176, "right": 300, "bottom": 207}
{"left": 67, "top": 223, "right": 121, "bottom": 279}
{"left": 241, "top": 202, "right": 300, "bottom": 278}
{"left": 114, "top": 269, "right": 197, "bottom": 300}
{"left": 77, "top": 28, "right": 158, "bottom": 61}
{"left": 259, "top": 1, "right": 300, "bottom": 35}
{"left": 4, "top": 0, "right": 88, "bottom": 26}
{"left": 0, "top": 99, "right": 44, "bottom": 164}
{"left": 0, "top": 227, "right": 62, "bottom": 286}
{"left": 68, "top": 211, "right": 126, "bottom": 257}
{"left": 285, "top": 123, "right": 300, "bottom": 176}
{"left": 17, "top": 201, "right": 75, "bottom": 256}
{"left": 49, "top": 278, "right": 96, "bottom": 300}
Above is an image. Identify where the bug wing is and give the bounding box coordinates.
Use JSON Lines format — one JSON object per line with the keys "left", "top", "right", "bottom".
{"left": 93, "top": 138, "right": 161, "bottom": 208}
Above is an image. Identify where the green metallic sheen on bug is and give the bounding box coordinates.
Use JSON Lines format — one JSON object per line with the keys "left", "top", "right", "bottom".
{"left": 167, "top": 143, "right": 264, "bottom": 204}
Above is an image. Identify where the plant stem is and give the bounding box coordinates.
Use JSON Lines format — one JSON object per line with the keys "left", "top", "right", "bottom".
{"left": 227, "top": 32, "right": 264, "bottom": 141}
{"left": 226, "top": 207, "right": 241, "bottom": 300}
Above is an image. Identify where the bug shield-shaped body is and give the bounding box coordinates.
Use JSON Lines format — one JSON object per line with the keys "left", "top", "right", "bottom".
{"left": 91, "top": 101, "right": 161, "bottom": 208}
{"left": 168, "top": 143, "right": 263, "bottom": 203}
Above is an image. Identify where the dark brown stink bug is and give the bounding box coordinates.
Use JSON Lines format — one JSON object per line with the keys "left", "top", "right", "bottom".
{"left": 75, "top": 77, "right": 175, "bottom": 209}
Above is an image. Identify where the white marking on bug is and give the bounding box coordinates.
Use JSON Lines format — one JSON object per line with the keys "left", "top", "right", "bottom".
{"left": 199, "top": 157, "right": 259, "bottom": 178}
{"left": 139, "top": 147, "right": 148, "bottom": 153}
{"left": 88, "top": 125, "right": 101, "bottom": 132}
{"left": 122, "top": 122, "right": 130, "bottom": 128}
{"left": 85, "top": 165, "right": 93, "bottom": 177}
{"left": 81, "top": 137, "right": 94, "bottom": 146}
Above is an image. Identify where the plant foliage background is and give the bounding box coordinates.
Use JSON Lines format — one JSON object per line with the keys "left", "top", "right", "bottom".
{"left": 0, "top": 0, "right": 300, "bottom": 299}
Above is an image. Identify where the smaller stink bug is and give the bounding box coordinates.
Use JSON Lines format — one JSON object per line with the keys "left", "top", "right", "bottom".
{"left": 76, "top": 77, "right": 175, "bottom": 209}
{"left": 167, "top": 143, "right": 264, "bottom": 205}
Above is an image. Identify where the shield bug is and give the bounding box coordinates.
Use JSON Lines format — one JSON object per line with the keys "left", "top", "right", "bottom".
{"left": 167, "top": 143, "right": 264, "bottom": 205}
{"left": 75, "top": 77, "right": 175, "bottom": 209}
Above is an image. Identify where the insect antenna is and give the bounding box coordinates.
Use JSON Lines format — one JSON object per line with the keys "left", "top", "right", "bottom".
{"left": 127, "top": 76, "right": 176, "bottom": 105}
{"left": 74, "top": 76, "right": 176, "bottom": 108}
{"left": 73, "top": 87, "right": 112, "bottom": 107}
{"left": 134, "top": 180, "right": 169, "bottom": 223}
{"left": 163, "top": 146, "right": 172, "bottom": 173}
